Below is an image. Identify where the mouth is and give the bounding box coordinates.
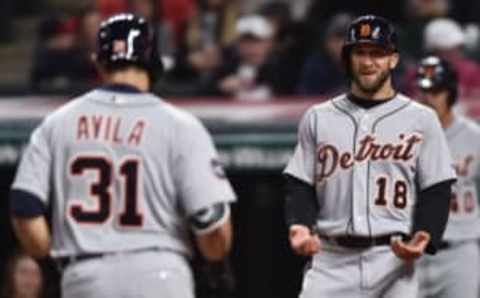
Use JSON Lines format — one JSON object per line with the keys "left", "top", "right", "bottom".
{"left": 360, "top": 70, "right": 376, "bottom": 76}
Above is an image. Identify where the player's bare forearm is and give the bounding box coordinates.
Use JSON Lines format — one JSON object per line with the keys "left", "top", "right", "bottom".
{"left": 12, "top": 216, "right": 50, "bottom": 259}
{"left": 196, "top": 218, "right": 233, "bottom": 262}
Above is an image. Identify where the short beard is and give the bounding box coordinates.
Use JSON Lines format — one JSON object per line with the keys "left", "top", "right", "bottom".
{"left": 352, "top": 69, "right": 391, "bottom": 95}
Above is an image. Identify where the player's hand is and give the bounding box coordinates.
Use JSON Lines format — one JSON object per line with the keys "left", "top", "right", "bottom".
{"left": 289, "top": 225, "right": 321, "bottom": 256}
{"left": 391, "top": 231, "right": 431, "bottom": 262}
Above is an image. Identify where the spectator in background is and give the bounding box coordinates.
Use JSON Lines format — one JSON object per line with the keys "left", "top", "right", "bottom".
{"left": 96, "top": 0, "right": 128, "bottom": 18}
{"left": 184, "top": 0, "right": 239, "bottom": 52}
{"left": 1, "top": 253, "right": 44, "bottom": 298}
{"left": 97, "top": 0, "right": 195, "bottom": 52}
{"left": 156, "top": 0, "right": 240, "bottom": 96}
{"left": 30, "top": 5, "right": 101, "bottom": 94}
{"left": 403, "top": 18, "right": 480, "bottom": 99}
{"left": 296, "top": 13, "right": 353, "bottom": 96}
{"left": 398, "top": 0, "right": 450, "bottom": 62}
{"left": 241, "top": 0, "right": 312, "bottom": 22}
{"left": 259, "top": 2, "right": 310, "bottom": 95}
{"left": 203, "top": 15, "right": 278, "bottom": 101}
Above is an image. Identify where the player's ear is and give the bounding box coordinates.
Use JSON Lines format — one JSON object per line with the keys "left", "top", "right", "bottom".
{"left": 389, "top": 52, "right": 399, "bottom": 70}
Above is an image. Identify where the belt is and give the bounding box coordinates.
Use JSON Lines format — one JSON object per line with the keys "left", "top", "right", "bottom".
{"left": 437, "top": 241, "right": 450, "bottom": 250}
{"left": 56, "top": 247, "right": 160, "bottom": 270}
{"left": 57, "top": 253, "right": 105, "bottom": 269}
{"left": 317, "top": 233, "right": 410, "bottom": 249}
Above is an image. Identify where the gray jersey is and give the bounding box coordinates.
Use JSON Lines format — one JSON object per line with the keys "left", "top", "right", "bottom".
{"left": 285, "top": 93, "right": 456, "bottom": 237}
{"left": 12, "top": 88, "right": 236, "bottom": 258}
{"left": 443, "top": 115, "right": 480, "bottom": 241}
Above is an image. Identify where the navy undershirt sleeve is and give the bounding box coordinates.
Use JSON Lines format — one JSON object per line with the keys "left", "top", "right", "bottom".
{"left": 10, "top": 189, "right": 46, "bottom": 217}
{"left": 413, "top": 179, "right": 456, "bottom": 255}
{"left": 284, "top": 174, "right": 318, "bottom": 229}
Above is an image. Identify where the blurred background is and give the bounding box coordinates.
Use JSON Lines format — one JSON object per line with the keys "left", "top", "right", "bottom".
{"left": 2, "top": 0, "right": 480, "bottom": 297}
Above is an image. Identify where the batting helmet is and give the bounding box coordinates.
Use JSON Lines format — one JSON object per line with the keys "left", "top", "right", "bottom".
{"left": 416, "top": 56, "right": 458, "bottom": 107}
{"left": 96, "top": 13, "right": 163, "bottom": 79}
{"left": 341, "top": 15, "right": 398, "bottom": 73}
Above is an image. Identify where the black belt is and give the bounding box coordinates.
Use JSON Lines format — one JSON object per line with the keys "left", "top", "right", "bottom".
{"left": 57, "top": 253, "right": 105, "bottom": 269}
{"left": 437, "top": 241, "right": 450, "bottom": 250}
{"left": 318, "top": 233, "right": 410, "bottom": 249}
{"left": 56, "top": 247, "right": 161, "bottom": 269}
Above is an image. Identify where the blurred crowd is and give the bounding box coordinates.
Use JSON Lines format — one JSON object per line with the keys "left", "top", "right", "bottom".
{"left": 5, "top": 0, "right": 480, "bottom": 101}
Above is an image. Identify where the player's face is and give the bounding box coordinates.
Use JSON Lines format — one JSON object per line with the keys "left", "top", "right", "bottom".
{"left": 350, "top": 43, "right": 399, "bottom": 97}
{"left": 420, "top": 88, "right": 450, "bottom": 116}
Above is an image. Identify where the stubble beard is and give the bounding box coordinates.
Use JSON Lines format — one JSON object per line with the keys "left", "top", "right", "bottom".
{"left": 352, "top": 68, "right": 391, "bottom": 95}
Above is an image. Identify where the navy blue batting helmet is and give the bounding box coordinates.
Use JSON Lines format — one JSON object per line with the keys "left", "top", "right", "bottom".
{"left": 341, "top": 15, "right": 398, "bottom": 74}
{"left": 416, "top": 56, "right": 458, "bottom": 107}
{"left": 96, "top": 13, "right": 163, "bottom": 78}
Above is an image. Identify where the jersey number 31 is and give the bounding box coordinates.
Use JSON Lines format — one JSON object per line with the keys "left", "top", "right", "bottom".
{"left": 68, "top": 155, "right": 143, "bottom": 227}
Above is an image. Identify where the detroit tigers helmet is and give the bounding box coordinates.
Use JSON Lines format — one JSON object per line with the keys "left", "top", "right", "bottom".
{"left": 96, "top": 13, "right": 163, "bottom": 78}
{"left": 341, "top": 15, "right": 398, "bottom": 74}
{"left": 416, "top": 55, "right": 458, "bottom": 107}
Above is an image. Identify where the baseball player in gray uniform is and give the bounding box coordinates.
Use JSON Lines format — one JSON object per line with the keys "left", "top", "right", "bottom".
{"left": 284, "top": 15, "right": 456, "bottom": 297}
{"left": 9, "top": 13, "right": 236, "bottom": 298}
{"left": 415, "top": 56, "right": 480, "bottom": 298}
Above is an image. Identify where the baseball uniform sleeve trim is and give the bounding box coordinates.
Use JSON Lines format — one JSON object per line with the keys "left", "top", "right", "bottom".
{"left": 10, "top": 189, "right": 47, "bottom": 217}
{"left": 284, "top": 174, "right": 318, "bottom": 228}
{"left": 412, "top": 178, "right": 456, "bottom": 254}
{"left": 189, "top": 203, "right": 230, "bottom": 236}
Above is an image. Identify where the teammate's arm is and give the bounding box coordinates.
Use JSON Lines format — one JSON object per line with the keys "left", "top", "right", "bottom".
{"left": 174, "top": 117, "right": 236, "bottom": 261}
{"left": 189, "top": 202, "right": 233, "bottom": 261}
{"left": 10, "top": 189, "right": 50, "bottom": 258}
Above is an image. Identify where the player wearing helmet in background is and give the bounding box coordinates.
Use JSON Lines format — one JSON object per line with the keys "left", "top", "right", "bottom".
{"left": 9, "top": 13, "right": 236, "bottom": 298}
{"left": 416, "top": 56, "right": 480, "bottom": 298}
{"left": 284, "top": 15, "right": 456, "bottom": 297}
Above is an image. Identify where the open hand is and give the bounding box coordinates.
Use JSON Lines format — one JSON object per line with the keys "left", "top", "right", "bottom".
{"left": 391, "top": 231, "right": 431, "bottom": 262}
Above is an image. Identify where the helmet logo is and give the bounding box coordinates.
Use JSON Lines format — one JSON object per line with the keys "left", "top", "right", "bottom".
{"left": 113, "top": 40, "right": 127, "bottom": 55}
{"left": 423, "top": 66, "right": 435, "bottom": 78}
{"left": 372, "top": 27, "right": 380, "bottom": 39}
{"left": 359, "top": 23, "right": 371, "bottom": 38}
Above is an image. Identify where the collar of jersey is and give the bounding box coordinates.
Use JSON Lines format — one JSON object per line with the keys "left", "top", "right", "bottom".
{"left": 333, "top": 93, "right": 410, "bottom": 119}
{"left": 346, "top": 92, "right": 396, "bottom": 109}
{"left": 89, "top": 88, "right": 159, "bottom": 106}
{"left": 444, "top": 114, "right": 462, "bottom": 138}
{"left": 98, "top": 83, "right": 144, "bottom": 94}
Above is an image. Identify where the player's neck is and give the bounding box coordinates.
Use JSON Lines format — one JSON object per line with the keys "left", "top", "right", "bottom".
{"left": 440, "top": 111, "right": 454, "bottom": 129}
{"left": 105, "top": 69, "right": 150, "bottom": 92}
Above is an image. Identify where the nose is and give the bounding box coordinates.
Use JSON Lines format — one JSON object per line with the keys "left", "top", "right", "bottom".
{"left": 358, "top": 52, "right": 375, "bottom": 66}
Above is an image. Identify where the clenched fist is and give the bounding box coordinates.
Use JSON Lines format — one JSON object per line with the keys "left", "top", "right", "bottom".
{"left": 289, "top": 225, "right": 321, "bottom": 256}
